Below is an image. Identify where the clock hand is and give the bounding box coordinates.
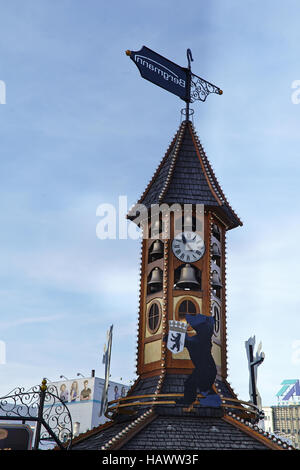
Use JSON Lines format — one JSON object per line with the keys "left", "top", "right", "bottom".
{"left": 182, "top": 233, "right": 187, "bottom": 244}
{"left": 186, "top": 243, "right": 197, "bottom": 251}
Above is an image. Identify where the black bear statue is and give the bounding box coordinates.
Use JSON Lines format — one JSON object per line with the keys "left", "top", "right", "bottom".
{"left": 176, "top": 313, "right": 221, "bottom": 407}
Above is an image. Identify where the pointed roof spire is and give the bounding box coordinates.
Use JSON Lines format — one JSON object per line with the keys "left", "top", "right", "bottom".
{"left": 128, "top": 120, "right": 242, "bottom": 230}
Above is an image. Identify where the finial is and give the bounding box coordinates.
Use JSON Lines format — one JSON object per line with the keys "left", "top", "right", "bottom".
{"left": 187, "top": 49, "right": 193, "bottom": 70}
{"left": 40, "top": 378, "right": 47, "bottom": 391}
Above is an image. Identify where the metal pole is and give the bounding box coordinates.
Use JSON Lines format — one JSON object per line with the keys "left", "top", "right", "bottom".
{"left": 249, "top": 345, "right": 257, "bottom": 406}
{"left": 186, "top": 49, "right": 193, "bottom": 121}
{"left": 186, "top": 74, "right": 191, "bottom": 121}
{"left": 33, "top": 378, "right": 47, "bottom": 450}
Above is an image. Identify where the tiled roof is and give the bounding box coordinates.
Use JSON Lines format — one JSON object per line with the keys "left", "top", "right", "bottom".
{"left": 71, "top": 410, "right": 290, "bottom": 451}
{"left": 70, "top": 375, "right": 293, "bottom": 451}
{"left": 128, "top": 120, "right": 242, "bottom": 230}
{"left": 120, "top": 416, "right": 269, "bottom": 450}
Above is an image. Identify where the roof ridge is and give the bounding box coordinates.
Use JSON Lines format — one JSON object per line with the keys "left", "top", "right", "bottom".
{"left": 188, "top": 121, "right": 243, "bottom": 226}
{"left": 185, "top": 121, "right": 223, "bottom": 207}
{"left": 158, "top": 121, "right": 187, "bottom": 203}
{"left": 223, "top": 413, "right": 296, "bottom": 450}
{"left": 60, "top": 418, "right": 115, "bottom": 449}
{"left": 101, "top": 409, "right": 157, "bottom": 450}
{"left": 137, "top": 121, "right": 186, "bottom": 206}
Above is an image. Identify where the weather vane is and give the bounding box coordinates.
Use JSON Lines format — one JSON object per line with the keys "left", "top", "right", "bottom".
{"left": 125, "top": 45, "right": 222, "bottom": 120}
{"left": 245, "top": 336, "right": 265, "bottom": 409}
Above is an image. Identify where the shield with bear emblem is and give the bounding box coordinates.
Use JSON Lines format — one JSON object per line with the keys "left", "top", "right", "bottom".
{"left": 167, "top": 320, "right": 188, "bottom": 354}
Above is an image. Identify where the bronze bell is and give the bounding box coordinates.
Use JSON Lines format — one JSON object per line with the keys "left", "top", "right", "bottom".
{"left": 148, "top": 267, "right": 163, "bottom": 289}
{"left": 149, "top": 240, "right": 163, "bottom": 260}
{"left": 211, "top": 270, "right": 222, "bottom": 288}
{"left": 212, "top": 224, "right": 220, "bottom": 239}
{"left": 211, "top": 242, "right": 221, "bottom": 258}
{"left": 176, "top": 264, "right": 201, "bottom": 290}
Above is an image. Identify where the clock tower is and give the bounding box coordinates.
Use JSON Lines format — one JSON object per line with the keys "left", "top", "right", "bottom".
{"left": 72, "top": 117, "right": 290, "bottom": 451}
{"left": 70, "top": 46, "right": 293, "bottom": 450}
{"left": 127, "top": 118, "right": 242, "bottom": 390}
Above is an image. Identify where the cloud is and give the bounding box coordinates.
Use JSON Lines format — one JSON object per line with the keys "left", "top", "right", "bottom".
{"left": 0, "top": 314, "right": 65, "bottom": 330}
{"left": 9, "top": 248, "right": 139, "bottom": 296}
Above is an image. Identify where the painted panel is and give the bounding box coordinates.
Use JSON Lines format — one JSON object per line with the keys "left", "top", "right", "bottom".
{"left": 144, "top": 340, "right": 162, "bottom": 364}
{"left": 212, "top": 342, "right": 222, "bottom": 367}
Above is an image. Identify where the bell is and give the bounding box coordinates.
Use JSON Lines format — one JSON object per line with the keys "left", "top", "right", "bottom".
{"left": 148, "top": 267, "right": 163, "bottom": 290}
{"left": 149, "top": 240, "right": 164, "bottom": 260}
{"left": 211, "top": 270, "right": 222, "bottom": 288}
{"left": 211, "top": 242, "right": 221, "bottom": 258}
{"left": 176, "top": 264, "right": 201, "bottom": 290}
{"left": 212, "top": 224, "right": 220, "bottom": 239}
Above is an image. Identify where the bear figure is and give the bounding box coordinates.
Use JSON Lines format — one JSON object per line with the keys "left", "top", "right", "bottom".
{"left": 176, "top": 314, "right": 220, "bottom": 407}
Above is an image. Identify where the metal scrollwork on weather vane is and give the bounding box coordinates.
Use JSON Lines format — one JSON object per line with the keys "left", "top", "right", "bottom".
{"left": 190, "top": 73, "right": 223, "bottom": 103}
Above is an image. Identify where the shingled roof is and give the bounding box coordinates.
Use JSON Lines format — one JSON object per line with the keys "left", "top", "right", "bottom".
{"left": 70, "top": 374, "right": 294, "bottom": 451}
{"left": 71, "top": 406, "right": 290, "bottom": 451}
{"left": 128, "top": 120, "right": 242, "bottom": 230}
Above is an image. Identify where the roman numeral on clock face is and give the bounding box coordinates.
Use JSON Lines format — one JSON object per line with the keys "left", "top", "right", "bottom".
{"left": 172, "top": 231, "right": 205, "bottom": 262}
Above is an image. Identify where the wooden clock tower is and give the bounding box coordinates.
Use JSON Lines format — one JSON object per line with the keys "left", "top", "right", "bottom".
{"left": 127, "top": 118, "right": 242, "bottom": 387}
{"left": 70, "top": 47, "right": 293, "bottom": 450}
{"left": 72, "top": 117, "right": 291, "bottom": 450}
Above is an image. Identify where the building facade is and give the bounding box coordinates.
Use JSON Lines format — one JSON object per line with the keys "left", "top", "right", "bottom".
{"left": 49, "top": 376, "right": 129, "bottom": 437}
{"left": 262, "top": 380, "right": 300, "bottom": 449}
{"left": 262, "top": 405, "right": 300, "bottom": 449}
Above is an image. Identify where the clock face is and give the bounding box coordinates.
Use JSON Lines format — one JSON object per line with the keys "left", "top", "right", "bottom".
{"left": 172, "top": 231, "right": 205, "bottom": 263}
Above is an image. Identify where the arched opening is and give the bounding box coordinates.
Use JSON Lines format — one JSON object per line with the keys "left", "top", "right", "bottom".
{"left": 148, "top": 240, "right": 164, "bottom": 263}
{"left": 147, "top": 302, "right": 161, "bottom": 334}
{"left": 147, "top": 267, "right": 163, "bottom": 295}
{"left": 178, "top": 299, "right": 198, "bottom": 321}
{"left": 174, "top": 264, "right": 201, "bottom": 291}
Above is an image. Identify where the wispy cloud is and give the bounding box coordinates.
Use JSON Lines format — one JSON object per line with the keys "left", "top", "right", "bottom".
{"left": 0, "top": 314, "right": 65, "bottom": 330}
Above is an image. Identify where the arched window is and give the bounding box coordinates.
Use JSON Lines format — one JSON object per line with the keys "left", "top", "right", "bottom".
{"left": 212, "top": 304, "right": 220, "bottom": 335}
{"left": 178, "top": 299, "right": 197, "bottom": 320}
{"left": 148, "top": 302, "right": 161, "bottom": 334}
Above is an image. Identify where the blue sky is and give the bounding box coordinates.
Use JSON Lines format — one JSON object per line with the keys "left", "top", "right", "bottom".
{"left": 0, "top": 0, "right": 300, "bottom": 406}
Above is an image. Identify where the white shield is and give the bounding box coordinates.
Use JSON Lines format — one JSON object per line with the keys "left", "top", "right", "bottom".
{"left": 167, "top": 320, "right": 187, "bottom": 354}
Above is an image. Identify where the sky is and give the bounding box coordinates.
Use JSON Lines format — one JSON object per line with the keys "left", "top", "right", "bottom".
{"left": 0, "top": 0, "right": 300, "bottom": 406}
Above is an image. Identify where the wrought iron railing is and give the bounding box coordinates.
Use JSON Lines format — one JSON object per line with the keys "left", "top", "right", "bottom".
{"left": 0, "top": 379, "right": 73, "bottom": 450}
